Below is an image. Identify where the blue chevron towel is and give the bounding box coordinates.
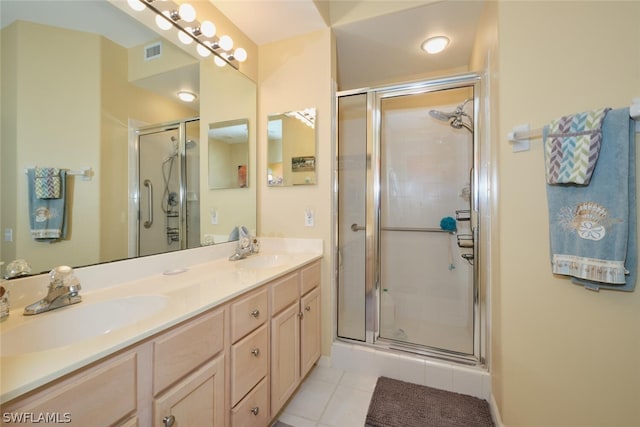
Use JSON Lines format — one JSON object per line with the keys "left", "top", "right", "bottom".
{"left": 545, "top": 108, "right": 636, "bottom": 291}
{"left": 34, "top": 167, "right": 61, "bottom": 199}
{"left": 544, "top": 107, "right": 610, "bottom": 185}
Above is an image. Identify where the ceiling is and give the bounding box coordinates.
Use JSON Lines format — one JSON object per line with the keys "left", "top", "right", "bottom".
{"left": 1, "top": 0, "right": 485, "bottom": 97}
{"left": 213, "top": 0, "right": 485, "bottom": 89}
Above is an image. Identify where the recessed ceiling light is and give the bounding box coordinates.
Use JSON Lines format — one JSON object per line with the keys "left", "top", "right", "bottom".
{"left": 177, "top": 91, "right": 197, "bottom": 102}
{"left": 421, "top": 36, "right": 450, "bottom": 54}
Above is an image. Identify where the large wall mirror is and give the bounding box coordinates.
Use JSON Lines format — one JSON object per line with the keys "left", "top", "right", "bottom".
{"left": 0, "top": 0, "right": 257, "bottom": 275}
{"left": 267, "top": 108, "right": 317, "bottom": 186}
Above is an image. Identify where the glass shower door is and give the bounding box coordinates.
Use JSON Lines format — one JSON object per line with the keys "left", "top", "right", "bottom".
{"left": 337, "top": 81, "right": 479, "bottom": 359}
{"left": 378, "top": 88, "right": 474, "bottom": 354}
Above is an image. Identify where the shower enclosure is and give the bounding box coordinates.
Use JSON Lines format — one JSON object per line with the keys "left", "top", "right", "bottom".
{"left": 336, "top": 74, "right": 485, "bottom": 364}
{"left": 136, "top": 118, "right": 200, "bottom": 257}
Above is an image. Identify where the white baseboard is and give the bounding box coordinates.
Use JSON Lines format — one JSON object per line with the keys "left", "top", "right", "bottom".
{"left": 489, "top": 393, "right": 505, "bottom": 427}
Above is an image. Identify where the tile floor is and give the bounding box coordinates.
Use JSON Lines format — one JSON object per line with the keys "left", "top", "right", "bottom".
{"left": 275, "top": 363, "right": 379, "bottom": 427}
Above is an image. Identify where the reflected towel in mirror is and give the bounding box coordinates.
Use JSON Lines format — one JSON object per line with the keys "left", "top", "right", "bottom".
{"left": 27, "top": 169, "right": 68, "bottom": 242}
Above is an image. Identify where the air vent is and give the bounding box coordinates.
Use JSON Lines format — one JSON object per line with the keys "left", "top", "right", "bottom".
{"left": 144, "top": 42, "right": 162, "bottom": 61}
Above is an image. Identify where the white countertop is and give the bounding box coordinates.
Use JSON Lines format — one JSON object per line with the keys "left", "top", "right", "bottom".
{"left": 0, "top": 238, "right": 322, "bottom": 404}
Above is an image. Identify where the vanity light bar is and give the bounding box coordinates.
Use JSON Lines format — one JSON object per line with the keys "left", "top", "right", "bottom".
{"left": 127, "top": 0, "right": 247, "bottom": 69}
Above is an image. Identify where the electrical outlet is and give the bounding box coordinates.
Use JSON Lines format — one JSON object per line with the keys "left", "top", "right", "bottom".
{"left": 4, "top": 228, "right": 12, "bottom": 242}
{"left": 210, "top": 209, "right": 218, "bottom": 225}
{"left": 305, "top": 208, "right": 314, "bottom": 227}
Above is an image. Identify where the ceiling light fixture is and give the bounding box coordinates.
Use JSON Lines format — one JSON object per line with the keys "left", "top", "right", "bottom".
{"left": 128, "top": 0, "right": 246, "bottom": 69}
{"left": 177, "top": 91, "right": 198, "bottom": 103}
{"left": 421, "top": 36, "right": 450, "bottom": 54}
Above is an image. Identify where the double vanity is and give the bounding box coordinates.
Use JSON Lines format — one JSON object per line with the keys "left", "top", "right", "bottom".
{"left": 0, "top": 238, "right": 323, "bottom": 426}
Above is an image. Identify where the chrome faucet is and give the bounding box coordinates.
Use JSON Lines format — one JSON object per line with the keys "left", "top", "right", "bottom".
{"left": 228, "top": 227, "right": 260, "bottom": 261}
{"left": 23, "top": 266, "right": 82, "bottom": 315}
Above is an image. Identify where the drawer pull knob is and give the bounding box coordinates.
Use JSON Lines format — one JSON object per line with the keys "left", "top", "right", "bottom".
{"left": 163, "top": 415, "right": 175, "bottom": 427}
{"left": 251, "top": 406, "right": 260, "bottom": 416}
{"left": 305, "top": 305, "right": 311, "bottom": 311}
{"left": 251, "top": 347, "right": 260, "bottom": 357}
{"left": 250, "top": 309, "right": 260, "bottom": 318}
{"left": 298, "top": 312, "right": 304, "bottom": 319}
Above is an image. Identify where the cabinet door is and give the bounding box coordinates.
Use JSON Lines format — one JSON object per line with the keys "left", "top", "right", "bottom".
{"left": 300, "top": 286, "right": 321, "bottom": 378}
{"left": 3, "top": 351, "right": 138, "bottom": 427}
{"left": 154, "top": 355, "right": 225, "bottom": 427}
{"left": 270, "top": 303, "right": 300, "bottom": 418}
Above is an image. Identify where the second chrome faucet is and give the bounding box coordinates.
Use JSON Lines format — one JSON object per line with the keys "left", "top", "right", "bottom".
{"left": 23, "top": 266, "right": 82, "bottom": 316}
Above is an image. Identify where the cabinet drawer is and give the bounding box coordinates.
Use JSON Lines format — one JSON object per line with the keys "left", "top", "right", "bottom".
{"left": 231, "top": 288, "right": 268, "bottom": 343}
{"left": 301, "top": 261, "right": 321, "bottom": 295}
{"left": 231, "top": 377, "right": 269, "bottom": 427}
{"left": 231, "top": 323, "right": 268, "bottom": 406}
{"left": 153, "top": 308, "right": 224, "bottom": 395}
{"left": 4, "top": 351, "right": 137, "bottom": 426}
{"left": 270, "top": 272, "right": 300, "bottom": 315}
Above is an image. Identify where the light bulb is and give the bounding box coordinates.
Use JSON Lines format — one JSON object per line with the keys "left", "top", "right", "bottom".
{"left": 178, "top": 3, "right": 196, "bottom": 22}
{"left": 200, "top": 20, "right": 216, "bottom": 38}
{"left": 233, "top": 48, "right": 247, "bottom": 62}
{"left": 197, "top": 43, "right": 211, "bottom": 57}
{"left": 178, "top": 30, "right": 193, "bottom": 45}
{"left": 155, "top": 11, "right": 173, "bottom": 31}
{"left": 219, "top": 35, "right": 233, "bottom": 51}
{"left": 127, "top": 0, "right": 145, "bottom": 12}
{"left": 421, "top": 36, "right": 449, "bottom": 54}
{"left": 214, "top": 56, "right": 227, "bottom": 67}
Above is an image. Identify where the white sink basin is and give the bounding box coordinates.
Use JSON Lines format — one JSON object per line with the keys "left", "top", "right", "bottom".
{"left": 1, "top": 294, "right": 169, "bottom": 356}
{"left": 236, "top": 254, "right": 292, "bottom": 269}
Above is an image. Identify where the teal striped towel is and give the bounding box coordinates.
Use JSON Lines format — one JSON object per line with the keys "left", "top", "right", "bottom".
{"left": 544, "top": 107, "right": 610, "bottom": 185}
{"left": 34, "top": 167, "right": 61, "bottom": 199}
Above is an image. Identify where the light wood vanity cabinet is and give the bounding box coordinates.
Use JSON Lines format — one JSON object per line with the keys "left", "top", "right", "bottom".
{"left": 2, "top": 259, "right": 321, "bottom": 427}
{"left": 270, "top": 261, "right": 322, "bottom": 418}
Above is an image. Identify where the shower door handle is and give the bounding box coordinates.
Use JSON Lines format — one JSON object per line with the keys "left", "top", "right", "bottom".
{"left": 351, "top": 223, "right": 365, "bottom": 232}
{"left": 144, "top": 179, "right": 153, "bottom": 229}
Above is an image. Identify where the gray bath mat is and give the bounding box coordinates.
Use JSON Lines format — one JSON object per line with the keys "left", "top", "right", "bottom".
{"left": 366, "top": 376, "right": 494, "bottom": 427}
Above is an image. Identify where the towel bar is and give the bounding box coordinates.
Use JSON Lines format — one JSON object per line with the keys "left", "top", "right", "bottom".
{"left": 25, "top": 167, "right": 93, "bottom": 181}
{"left": 508, "top": 98, "right": 640, "bottom": 152}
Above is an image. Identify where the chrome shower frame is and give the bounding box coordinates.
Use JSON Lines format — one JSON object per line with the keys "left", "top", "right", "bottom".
{"left": 334, "top": 73, "right": 488, "bottom": 367}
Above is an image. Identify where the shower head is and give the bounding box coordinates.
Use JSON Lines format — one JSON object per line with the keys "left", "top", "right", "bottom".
{"left": 429, "top": 98, "right": 474, "bottom": 134}
{"left": 185, "top": 139, "right": 197, "bottom": 149}
{"left": 428, "top": 109, "right": 457, "bottom": 122}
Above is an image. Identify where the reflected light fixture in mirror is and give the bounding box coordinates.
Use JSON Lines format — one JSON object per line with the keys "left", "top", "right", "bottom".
{"left": 126, "top": 0, "right": 247, "bottom": 68}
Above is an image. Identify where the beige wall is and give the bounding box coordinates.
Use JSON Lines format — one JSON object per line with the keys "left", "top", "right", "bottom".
{"left": 495, "top": 2, "right": 640, "bottom": 426}
{"left": 258, "top": 28, "right": 335, "bottom": 355}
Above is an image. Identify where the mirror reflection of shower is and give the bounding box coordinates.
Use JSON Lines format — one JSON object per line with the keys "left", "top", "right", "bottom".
{"left": 136, "top": 119, "right": 200, "bottom": 257}
{"left": 429, "top": 98, "right": 473, "bottom": 133}
{"left": 162, "top": 137, "right": 197, "bottom": 245}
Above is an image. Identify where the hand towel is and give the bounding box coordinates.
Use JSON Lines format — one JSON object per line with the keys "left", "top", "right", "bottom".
{"left": 34, "top": 167, "right": 61, "bottom": 199}
{"left": 544, "top": 107, "right": 610, "bottom": 185}
{"left": 544, "top": 108, "right": 636, "bottom": 291}
{"left": 28, "top": 169, "right": 68, "bottom": 242}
